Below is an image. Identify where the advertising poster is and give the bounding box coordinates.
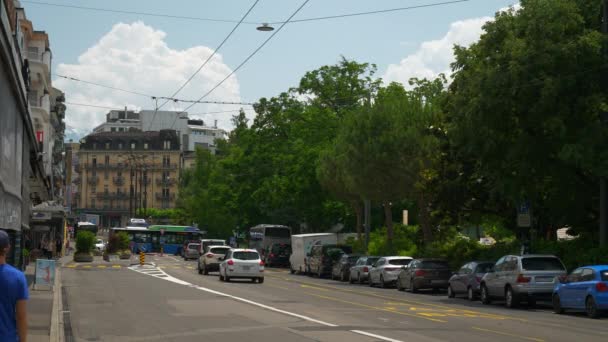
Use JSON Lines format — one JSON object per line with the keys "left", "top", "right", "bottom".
{"left": 35, "top": 259, "right": 56, "bottom": 287}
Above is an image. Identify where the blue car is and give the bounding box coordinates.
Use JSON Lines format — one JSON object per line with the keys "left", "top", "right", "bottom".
{"left": 553, "top": 265, "right": 608, "bottom": 318}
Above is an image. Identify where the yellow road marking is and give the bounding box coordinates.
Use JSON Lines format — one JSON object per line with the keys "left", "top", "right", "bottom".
{"left": 186, "top": 266, "right": 194, "bottom": 269}
{"left": 267, "top": 274, "right": 523, "bottom": 322}
{"left": 66, "top": 264, "right": 77, "bottom": 268}
{"left": 83, "top": 265, "right": 92, "bottom": 269}
{"left": 111, "top": 265, "right": 121, "bottom": 269}
{"left": 472, "top": 326, "right": 545, "bottom": 342}
{"left": 304, "top": 291, "right": 447, "bottom": 323}
{"left": 97, "top": 265, "right": 107, "bottom": 269}
{"left": 266, "top": 284, "right": 290, "bottom": 291}
{"left": 301, "top": 284, "right": 330, "bottom": 292}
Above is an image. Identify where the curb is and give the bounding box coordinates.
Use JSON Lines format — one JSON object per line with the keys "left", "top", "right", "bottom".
{"left": 49, "top": 265, "right": 63, "bottom": 342}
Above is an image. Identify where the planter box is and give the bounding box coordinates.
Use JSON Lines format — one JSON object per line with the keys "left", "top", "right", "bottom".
{"left": 103, "top": 254, "right": 120, "bottom": 262}
{"left": 73, "top": 253, "right": 94, "bottom": 263}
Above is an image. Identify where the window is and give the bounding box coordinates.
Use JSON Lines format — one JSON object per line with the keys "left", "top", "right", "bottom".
{"left": 91, "top": 186, "right": 96, "bottom": 194}
{"left": 522, "top": 257, "right": 565, "bottom": 271}
{"left": 104, "top": 185, "right": 109, "bottom": 194}
{"left": 162, "top": 188, "right": 170, "bottom": 197}
{"left": 144, "top": 143, "right": 148, "bottom": 150}
{"left": 93, "top": 143, "right": 97, "bottom": 150}
{"left": 111, "top": 127, "right": 116, "bottom": 132}
{"left": 601, "top": 271, "right": 608, "bottom": 281}
{"left": 119, "top": 127, "right": 125, "bottom": 132}
{"left": 475, "top": 263, "right": 494, "bottom": 274}
{"left": 493, "top": 257, "right": 506, "bottom": 272}
{"left": 376, "top": 259, "right": 386, "bottom": 266}
{"left": 117, "top": 170, "right": 122, "bottom": 177}
{"left": 265, "top": 227, "right": 290, "bottom": 238}
{"left": 164, "top": 140, "right": 171, "bottom": 150}
{"left": 503, "top": 257, "right": 518, "bottom": 271}
{"left": 388, "top": 259, "right": 412, "bottom": 266}
{"left": 568, "top": 268, "right": 584, "bottom": 283}
{"left": 92, "top": 157, "right": 97, "bottom": 166}
{"left": 581, "top": 269, "right": 595, "bottom": 282}
{"left": 105, "top": 142, "right": 110, "bottom": 149}
{"left": 118, "top": 143, "right": 123, "bottom": 149}
{"left": 104, "top": 171, "right": 109, "bottom": 180}
{"left": 232, "top": 251, "right": 260, "bottom": 260}
{"left": 366, "top": 257, "right": 379, "bottom": 266}
{"left": 131, "top": 142, "right": 136, "bottom": 149}
{"left": 419, "top": 260, "right": 450, "bottom": 269}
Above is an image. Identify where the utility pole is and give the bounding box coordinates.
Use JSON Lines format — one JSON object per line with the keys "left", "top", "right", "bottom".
{"left": 601, "top": 0, "right": 608, "bottom": 247}
{"left": 363, "top": 199, "right": 371, "bottom": 251}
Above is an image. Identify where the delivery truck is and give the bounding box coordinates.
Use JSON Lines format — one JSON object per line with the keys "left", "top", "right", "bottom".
{"left": 289, "top": 233, "right": 338, "bottom": 274}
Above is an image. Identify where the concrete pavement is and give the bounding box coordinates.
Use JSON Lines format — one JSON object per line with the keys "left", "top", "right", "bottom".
{"left": 60, "top": 255, "right": 608, "bottom": 342}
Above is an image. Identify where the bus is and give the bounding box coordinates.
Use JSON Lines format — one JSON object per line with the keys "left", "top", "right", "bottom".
{"left": 248, "top": 224, "right": 292, "bottom": 258}
{"left": 111, "top": 225, "right": 202, "bottom": 254}
{"left": 75, "top": 222, "right": 98, "bottom": 238}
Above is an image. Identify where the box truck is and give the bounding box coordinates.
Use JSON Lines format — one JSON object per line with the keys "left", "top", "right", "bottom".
{"left": 289, "top": 233, "right": 337, "bottom": 274}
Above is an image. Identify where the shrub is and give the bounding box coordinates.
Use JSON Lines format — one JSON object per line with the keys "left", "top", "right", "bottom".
{"left": 75, "top": 231, "right": 96, "bottom": 254}
{"left": 367, "top": 224, "right": 418, "bottom": 257}
{"left": 116, "top": 232, "right": 130, "bottom": 251}
{"left": 106, "top": 234, "right": 120, "bottom": 254}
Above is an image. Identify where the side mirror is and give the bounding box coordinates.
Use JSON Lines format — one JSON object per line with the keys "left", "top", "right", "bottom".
{"left": 557, "top": 275, "right": 568, "bottom": 284}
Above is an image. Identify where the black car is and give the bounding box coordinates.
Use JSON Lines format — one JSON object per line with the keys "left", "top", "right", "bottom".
{"left": 308, "top": 244, "right": 353, "bottom": 278}
{"left": 264, "top": 243, "right": 291, "bottom": 267}
{"left": 331, "top": 254, "right": 361, "bottom": 281}
{"left": 397, "top": 258, "right": 452, "bottom": 293}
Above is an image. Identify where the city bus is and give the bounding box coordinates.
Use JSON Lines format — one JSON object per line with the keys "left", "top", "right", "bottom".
{"left": 111, "top": 225, "right": 202, "bottom": 254}
{"left": 248, "top": 224, "right": 292, "bottom": 259}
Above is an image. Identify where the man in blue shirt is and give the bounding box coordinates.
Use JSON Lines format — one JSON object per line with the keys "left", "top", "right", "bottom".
{"left": 0, "top": 230, "right": 28, "bottom": 342}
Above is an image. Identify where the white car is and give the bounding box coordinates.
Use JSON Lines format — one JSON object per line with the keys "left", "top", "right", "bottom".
{"left": 95, "top": 239, "right": 105, "bottom": 251}
{"left": 369, "top": 256, "right": 413, "bottom": 288}
{"left": 219, "top": 249, "right": 265, "bottom": 283}
{"left": 198, "top": 245, "right": 231, "bottom": 275}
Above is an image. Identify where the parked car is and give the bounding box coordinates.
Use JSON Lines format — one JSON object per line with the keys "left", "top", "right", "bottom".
{"left": 198, "top": 245, "right": 232, "bottom": 275}
{"left": 307, "top": 244, "right": 353, "bottom": 278}
{"left": 369, "top": 256, "right": 413, "bottom": 288}
{"left": 448, "top": 261, "right": 494, "bottom": 300}
{"left": 219, "top": 249, "right": 265, "bottom": 283}
{"left": 331, "top": 254, "right": 361, "bottom": 281}
{"left": 552, "top": 265, "right": 608, "bottom": 318}
{"left": 480, "top": 254, "right": 567, "bottom": 308}
{"left": 349, "top": 256, "right": 381, "bottom": 284}
{"left": 95, "top": 239, "right": 106, "bottom": 251}
{"left": 397, "top": 258, "right": 452, "bottom": 292}
{"left": 183, "top": 243, "right": 201, "bottom": 260}
{"left": 263, "top": 243, "right": 291, "bottom": 267}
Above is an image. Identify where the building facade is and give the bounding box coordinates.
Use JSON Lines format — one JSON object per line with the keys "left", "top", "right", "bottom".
{"left": 76, "top": 130, "right": 181, "bottom": 227}
{"left": 187, "top": 119, "right": 227, "bottom": 154}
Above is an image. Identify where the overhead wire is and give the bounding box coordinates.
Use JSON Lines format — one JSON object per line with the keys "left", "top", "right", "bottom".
{"left": 171, "top": 0, "right": 312, "bottom": 130}
{"left": 156, "top": 0, "right": 262, "bottom": 111}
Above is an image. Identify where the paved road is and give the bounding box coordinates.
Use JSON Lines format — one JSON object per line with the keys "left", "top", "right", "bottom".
{"left": 62, "top": 255, "right": 608, "bottom": 342}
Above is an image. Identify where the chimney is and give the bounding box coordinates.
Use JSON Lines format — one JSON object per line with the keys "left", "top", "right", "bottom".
{"left": 214, "top": 120, "right": 218, "bottom": 128}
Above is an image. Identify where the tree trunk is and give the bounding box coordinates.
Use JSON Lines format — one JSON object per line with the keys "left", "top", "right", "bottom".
{"left": 418, "top": 192, "right": 433, "bottom": 245}
{"left": 383, "top": 200, "right": 394, "bottom": 253}
{"left": 352, "top": 201, "right": 363, "bottom": 242}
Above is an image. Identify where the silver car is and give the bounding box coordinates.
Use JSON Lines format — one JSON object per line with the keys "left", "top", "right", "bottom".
{"left": 349, "top": 256, "right": 380, "bottom": 284}
{"left": 219, "top": 249, "right": 265, "bottom": 283}
{"left": 183, "top": 243, "right": 201, "bottom": 260}
{"left": 480, "top": 254, "right": 567, "bottom": 308}
{"left": 198, "top": 245, "right": 231, "bottom": 275}
{"left": 369, "top": 256, "right": 413, "bottom": 288}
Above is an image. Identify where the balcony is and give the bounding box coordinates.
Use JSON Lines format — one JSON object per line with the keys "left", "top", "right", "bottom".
{"left": 96, "top": 192, "right": 129, "bottom": 200}
{"left": 87, "top": 176, "right": 99, "bottom": 185}
{"left": 28, "top": 93, "right": 51, "bottom": 114}
{"left": 155, "top": 178, "right": 176, "bottom": 187}
{"left": 155, "top": 193, "right": 175, "bottom": 201}
{"left": 139, "top": 178, "right": 151, "bottom": 186}
{"left": 158, "top": 163, "right": 178, "bottom": 170}
{"left": 73, "top": 177, "right": 81, "bottom": 185}
{"left": 113, "top": 176, "right": 125, "bottom": 186}
{"left": 74, "top": 164, "right": 82, "bottom": 173}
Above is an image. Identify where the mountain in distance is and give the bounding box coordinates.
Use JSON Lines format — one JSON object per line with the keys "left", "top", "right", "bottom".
{"left": 64, "top": 125, "right": 90, "bottom": 143}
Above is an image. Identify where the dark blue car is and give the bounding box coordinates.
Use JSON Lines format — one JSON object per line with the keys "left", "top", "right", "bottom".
{"left": 553, "top": 265, "right": 608, "bottom": 318}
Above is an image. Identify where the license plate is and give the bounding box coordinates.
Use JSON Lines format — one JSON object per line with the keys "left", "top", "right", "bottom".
{"left": 535, "top": 276, "right": 553, "bottom": 282}
{"left": 242, "top": 266, "right": 251, "bottom": 271}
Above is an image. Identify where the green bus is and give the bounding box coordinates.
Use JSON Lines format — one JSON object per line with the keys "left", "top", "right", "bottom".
{"left": 111, "top": 225, "right": 202, "bottom": 254}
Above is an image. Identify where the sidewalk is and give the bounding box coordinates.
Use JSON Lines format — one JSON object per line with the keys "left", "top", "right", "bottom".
{"left": 25, "top": 256, "right": 65, "bottom": 342}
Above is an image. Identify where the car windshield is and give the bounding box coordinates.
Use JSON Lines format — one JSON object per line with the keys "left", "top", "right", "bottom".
{"left": 420, "top": 261, "right": 450, "bottom": 269}
{"left": 600, "top": 270, "right": 608, "bottom": 281}
{"left": 476, "top": 263, "right": 494, "bottom": 273}
{"left": 271, "top": 244, "right": 291, "bottom": 254}
{"left": 210, "top": 247, "right": 229, "bottom": 255}
{"left": 388, "top": 259, "right": 412, "bottom": 266}
{"left": 522, "top": 257, "right": 565, "bottom": 271}
{"left": 232, "top": 251, "right": 260, "bottom": 260}
{"left": 347, "top": 256, "right": 360, "bottom": 262}
{"left": 187, "top": 244, "right": 200, "bottom": 250}
{"left": 327, "top": 248, "right": 345, "bottom": 259}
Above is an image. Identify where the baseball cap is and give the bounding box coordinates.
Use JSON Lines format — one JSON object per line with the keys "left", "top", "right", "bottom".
{"left": 0, "top": 230, "right": 9, "bottom": 249}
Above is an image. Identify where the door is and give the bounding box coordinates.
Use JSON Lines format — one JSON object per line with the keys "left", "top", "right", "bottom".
{"left": 572, "top": 268, "right": 595, "bottom": 309}
{"left": 560, "top": 268, "right": 583, "bottom": 308}
{"left": 370, "top": 258, "right": 385, "bottom": 283}
{"left": 453, "top": 264, "right": 469, "bottom": 293}
{"left": 486, "top": 257, "right": 505, "bottom": 297}
{"left": 403, "top": 260, "right": 416, "bottom": 288}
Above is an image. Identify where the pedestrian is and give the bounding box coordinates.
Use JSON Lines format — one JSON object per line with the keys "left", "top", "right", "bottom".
{"left": 0, "top": 230, "right": 29, "bottom": 342}
{"left": 55, "top": 238, "right": 62, "bottom": 259}
{"left": 65, "top": 240, "right": 71, "bottom": 256}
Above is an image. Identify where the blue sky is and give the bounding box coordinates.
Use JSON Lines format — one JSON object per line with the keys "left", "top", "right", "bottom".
{"left": 21, "top": 0, "right": 515, "bottom": 135}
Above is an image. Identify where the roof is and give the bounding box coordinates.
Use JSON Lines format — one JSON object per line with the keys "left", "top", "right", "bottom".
{"left": 578, "top": 265, "right": 608, "bottom": 270}
{"left": 292, "top": 233, "right": 334, "bottom": 237}
{"left": 230, "top": 249, "right": 257, "bottom": 252}
{"left": 383, "top": 256, "right": 413, "bottom": 259}
{"left": 148, "top": 225, "right": 200, "bottom": 233}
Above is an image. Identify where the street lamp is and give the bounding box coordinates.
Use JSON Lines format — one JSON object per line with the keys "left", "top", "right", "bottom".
{"left": 256, "top": 23, "right": 274, "bottom": 31}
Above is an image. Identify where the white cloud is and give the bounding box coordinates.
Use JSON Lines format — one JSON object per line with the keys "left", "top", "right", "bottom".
{"left": 55, "top": 21, "right": 245, "bottom": 136}
{"left": 383, "top": 3, "right": 522, "bottom": 87}
{"left": 384, "top": 16, "right": 491, "bottom": 86}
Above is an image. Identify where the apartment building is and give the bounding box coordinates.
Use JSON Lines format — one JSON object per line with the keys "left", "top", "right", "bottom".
{"left": 76, "top": 130, "right": 181, "bottom": 227}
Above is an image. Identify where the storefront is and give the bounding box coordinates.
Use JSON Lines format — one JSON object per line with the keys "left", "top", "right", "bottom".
{"left": 30, "top": 203, "right": 66, "bottom": 258}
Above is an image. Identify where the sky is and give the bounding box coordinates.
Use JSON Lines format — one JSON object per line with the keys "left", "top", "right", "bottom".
{"left": 20, "top": 0, "right": 517, "bottom": 138}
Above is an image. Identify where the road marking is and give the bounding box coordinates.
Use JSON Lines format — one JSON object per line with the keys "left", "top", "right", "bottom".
{"left": 300, "top": 284, "right": 329, "bottom": 292}
{"left": 168, "top": 256, "right": 180, "bottom": 262}
{"left": 130, "top": 265, "right": 406, "bottom": 342}
{"left": 111, "top": 265, "right": 121, "bottom": 269}
{"left": 351, "top": 330, "right": 403, "bottom": 342}
{"left": 66, "top": 264, "right": 76, "bottom": 268}
{"left": 472, "top": 326, "right": 545, "bottom": 342}
{"left": 97, "top": 265, "right": 107, "bottom": 269}
{"left": 83, "top": 265, "right": 92, "bottom": 269}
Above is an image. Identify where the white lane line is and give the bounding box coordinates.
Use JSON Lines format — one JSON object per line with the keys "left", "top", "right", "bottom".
{"left": 130, "top": 266, "right": 407, "bottom": 341}
{"left": 351, "top": 330, "right": 404, "bottom": 342}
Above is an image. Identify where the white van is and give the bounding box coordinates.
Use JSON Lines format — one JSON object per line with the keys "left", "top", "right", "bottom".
{"left": 289, "top": 233, "right": 337, "bottom": 274}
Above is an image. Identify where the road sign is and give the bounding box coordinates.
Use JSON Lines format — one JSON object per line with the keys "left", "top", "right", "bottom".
{"left": 517, "top": 202, "right": 531, "bottom": 227}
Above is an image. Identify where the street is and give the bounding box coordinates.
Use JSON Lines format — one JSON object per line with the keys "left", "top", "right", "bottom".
{"left": 60, "top": 256, "right": 608, "bottom": 342}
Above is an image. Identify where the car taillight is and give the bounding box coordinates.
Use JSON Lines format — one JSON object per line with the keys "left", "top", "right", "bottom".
{"left": 205, "top": 253, "right": 213, "bottom": 258}
{"left": 516, "top": 274, "right": 531, "bottom": 283}
{"left": 259, "top": 260, "right": 265, "bottom": 267}
{"left": 363, "top": 267, "right": 369, "bottom": 272}
{"left": 227, "top": 260, "right": 234, "bottom": 266}
{"left": 415, "top": 270, "right": 425, "bottom": 277}
{"left": 596, "top": 282, "right": 608, "bottom": 292}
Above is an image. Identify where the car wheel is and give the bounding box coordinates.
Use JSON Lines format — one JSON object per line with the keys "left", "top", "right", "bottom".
{"left": 552, "top": 294, "right": 564, "bottom": 314}
{"left": 258, "top": 277, "right": 265, "bottom": 284}
{"left": 369, "top": 275, "right": 375, "bottom": 287}
{"left": 505, "top": 286, "right": 519, "bottom": 308}
{"left": 251, "top": 278, "right": 256, "bottom": 283}
{"left": 480, "top": 284, "right": 491, "bottom": 305}
{"left": 203, "top": 264, "right": 209, "bottom": 275}
{"left": 219, "top": 274, "right": 224, "bottom": 281}
{"left": 225, "top": 275, "right": 231, "bottom": 282}
{"left": 290, "top": 265, "right": 296, "bottom": 274}
{"left": 358, "top": 273, "right": 363, "bottom": 284}
{"left": 467, "top": 287, "right": 476, "bottom": 301}
{"left": 197, "top": 262, "right": 203, "bottom": 275}
{"left": 411, "top": 278, "right": 418, "bottom": 293}
{"left": 586, "top": 296, "right": 600, "bottom": 319}
{"left": 349, "top": 274, "right": 355, "bottom": 284}
{"left": 341, "top": 271, "right": 348, "bottom": 282}
{"left": 397, "top": 278, "right": 404, "bottom": 291}
{"left": 380, "top": 275, "right": 387, "bottom": 288}
{"left": 447, "top": 285, "right": 455, "bottom": 298}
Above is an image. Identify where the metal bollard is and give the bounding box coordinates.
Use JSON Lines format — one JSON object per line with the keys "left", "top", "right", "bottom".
{"left": 140, "top": 251, "right": 145, "bottom": 266}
